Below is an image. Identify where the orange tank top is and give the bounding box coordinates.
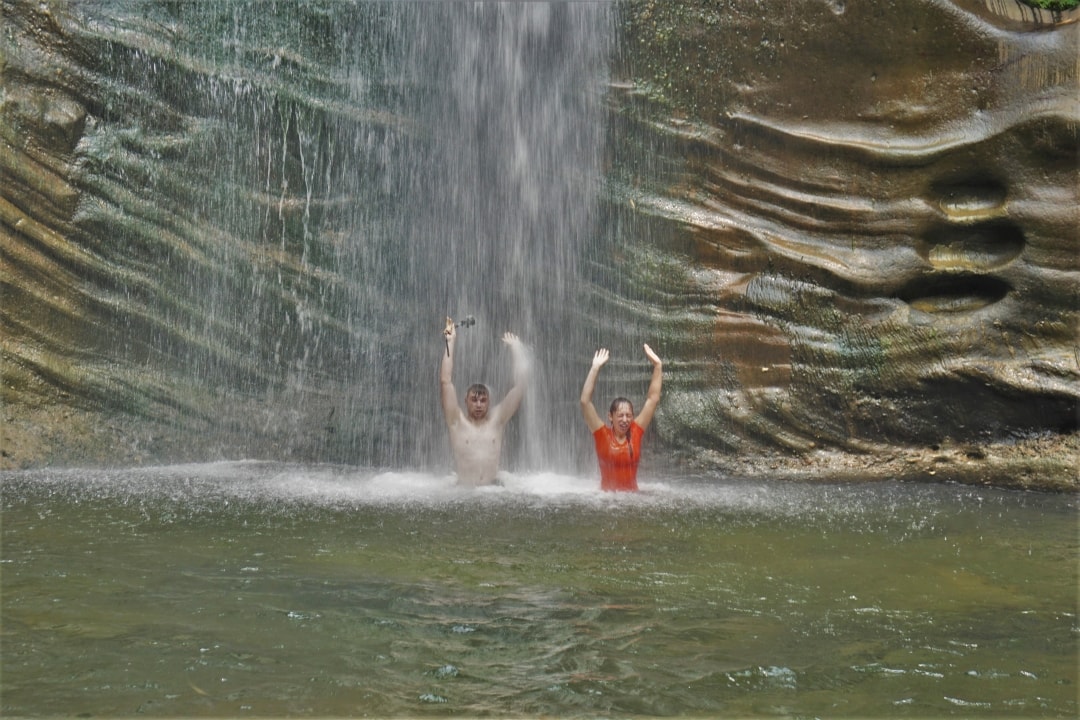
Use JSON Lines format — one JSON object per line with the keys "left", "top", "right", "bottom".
{"left": 592, "top": 422, "right": 644, "bottom": 491}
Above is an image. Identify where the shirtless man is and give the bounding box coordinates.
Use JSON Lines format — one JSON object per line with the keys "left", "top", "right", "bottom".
{"left": 440, "top": 318, "right": 530, "bottom": 486}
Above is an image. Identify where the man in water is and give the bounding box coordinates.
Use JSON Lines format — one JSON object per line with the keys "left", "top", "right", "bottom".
{"left": 440, "top": 318, "right": 530, "bottom": 487}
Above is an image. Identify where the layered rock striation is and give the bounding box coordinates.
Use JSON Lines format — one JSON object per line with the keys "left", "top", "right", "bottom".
{"left": 2, "top": 0, "right": 1076, "bottom": 488}
{"left": 603, "top": 0, "right": 1078, "bottom": 487}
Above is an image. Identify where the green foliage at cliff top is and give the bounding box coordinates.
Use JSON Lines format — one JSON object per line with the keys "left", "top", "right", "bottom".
{"left": 1022, "top": 0, "right": 1078, "bottom": 10}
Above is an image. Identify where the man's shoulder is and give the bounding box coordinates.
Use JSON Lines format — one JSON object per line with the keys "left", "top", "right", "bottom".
{"left": 444, "top": 406, "right": 468, "bottom": 428}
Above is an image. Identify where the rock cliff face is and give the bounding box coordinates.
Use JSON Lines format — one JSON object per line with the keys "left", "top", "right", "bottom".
{"left": 1, "top": 1, "right": 1076, "bottom": 487}
{"left": 605, "top": 1, "right": 1078, "bottom": 474}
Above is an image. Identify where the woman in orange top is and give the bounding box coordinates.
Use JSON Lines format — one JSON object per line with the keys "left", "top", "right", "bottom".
{"left": 580, "top": 344, "right": 663, "bottom": 491}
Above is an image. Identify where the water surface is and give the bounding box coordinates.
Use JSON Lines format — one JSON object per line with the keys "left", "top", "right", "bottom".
{"left": 2, "top": 463, "right": 1076, "bottom": 717}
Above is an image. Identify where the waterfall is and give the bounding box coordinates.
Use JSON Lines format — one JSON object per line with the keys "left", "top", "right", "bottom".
{"left": 338, "top": 2, "right": 615, "bottom": 472}
{"left": 29, "top": 1, "right": 613, "bottom": 472}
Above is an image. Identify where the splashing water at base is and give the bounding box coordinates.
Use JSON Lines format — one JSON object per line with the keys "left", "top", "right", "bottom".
{"left": 2, "top": 463, "right": 1076, "bottom": 717}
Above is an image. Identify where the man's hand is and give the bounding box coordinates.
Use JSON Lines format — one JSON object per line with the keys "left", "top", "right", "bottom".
{"left": 502, "top": 331, "right": 521, "bottom": 346}
{"left": 444, "top": 316, "right": 456, "bottom": 340}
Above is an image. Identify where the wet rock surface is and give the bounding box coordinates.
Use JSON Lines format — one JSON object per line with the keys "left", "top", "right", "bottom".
{"left": 1, "top": 1, "right": 1076, "bottom": 489}
{"left": 605, "top": 0, "right": 1078, "bottom": 487}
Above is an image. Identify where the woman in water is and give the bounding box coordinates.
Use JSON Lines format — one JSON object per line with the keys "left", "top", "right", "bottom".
{"left": 579, "top": 344, "right": 663, "bottom": 491}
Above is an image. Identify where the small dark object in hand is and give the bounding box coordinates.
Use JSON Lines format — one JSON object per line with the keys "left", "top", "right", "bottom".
{"left": 444, "top": 315, "right": 477, "bottom": 355}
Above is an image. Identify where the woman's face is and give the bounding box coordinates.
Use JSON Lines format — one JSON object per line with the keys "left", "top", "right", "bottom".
{"left": 609, "top": 401, "right": 634, "bottom": 437}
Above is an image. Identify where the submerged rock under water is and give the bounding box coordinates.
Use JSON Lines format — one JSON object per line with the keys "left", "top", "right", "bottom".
{"left": 1, "top": 1, "right": 1076, "bottom": 489}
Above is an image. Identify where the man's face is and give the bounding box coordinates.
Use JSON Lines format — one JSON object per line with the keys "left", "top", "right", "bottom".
{"left": 466, "top": 390, "right": 490, "bottom": 421}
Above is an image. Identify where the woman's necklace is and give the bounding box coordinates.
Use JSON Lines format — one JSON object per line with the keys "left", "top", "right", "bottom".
{"left": 610, "top": 428, "right": 629, "bottom": 451}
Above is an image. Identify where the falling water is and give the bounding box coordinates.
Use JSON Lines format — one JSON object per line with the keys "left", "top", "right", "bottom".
{"left": 337, "top": 2, "right": 615, "bottom": 472}
{"left": 57, "top": 1, "right": 613, "bottom": 472}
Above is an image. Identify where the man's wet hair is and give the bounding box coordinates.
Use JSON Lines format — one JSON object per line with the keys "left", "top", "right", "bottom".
{"left": 467, "top": 383, "right": 490, "bottom": 399}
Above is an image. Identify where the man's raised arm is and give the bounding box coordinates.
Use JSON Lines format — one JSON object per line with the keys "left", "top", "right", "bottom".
{"left": 440, "top": 318, "right": 460, "bottom": 428}
{"left": 492, "top": 331, "right": 530, "bottom": 425}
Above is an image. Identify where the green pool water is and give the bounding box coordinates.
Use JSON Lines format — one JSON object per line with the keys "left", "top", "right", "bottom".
{"left": 2, "top": 463, "right": 1076, "bottom": 717}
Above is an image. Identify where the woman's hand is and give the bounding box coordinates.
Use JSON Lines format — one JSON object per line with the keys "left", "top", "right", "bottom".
{"left": 643, "top": 343, "right": 661, "bottom": 366}
{"left": 591, "top": 348, "right": 610, "bottom": 370}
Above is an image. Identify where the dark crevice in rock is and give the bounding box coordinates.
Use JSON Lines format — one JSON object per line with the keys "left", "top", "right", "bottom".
{"left": 895, "top": 274, "right": 1012, "bottom": 313}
